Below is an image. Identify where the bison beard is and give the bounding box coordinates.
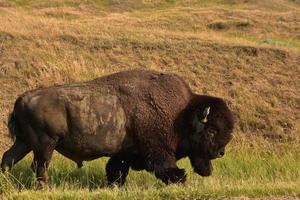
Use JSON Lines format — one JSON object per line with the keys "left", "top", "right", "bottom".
{"left": 1, "top": 69, "right": 234, "bottom": 187}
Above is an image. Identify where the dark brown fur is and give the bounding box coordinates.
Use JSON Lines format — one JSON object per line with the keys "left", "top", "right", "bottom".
{"left": 1, "top": 69, "right": 234, "bottom": 186}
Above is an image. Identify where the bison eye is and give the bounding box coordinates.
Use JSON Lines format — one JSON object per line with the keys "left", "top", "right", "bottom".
{"left": 207, "top": 127, "right": 218, "bottom": 138}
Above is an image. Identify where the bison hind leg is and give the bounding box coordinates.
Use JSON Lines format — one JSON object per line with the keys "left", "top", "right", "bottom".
{"left": 32, "top": 148, "right": 55, "bottom": 189}
{"left": 1, "top": 139, "right": 31, "bottom": 172}
{"left": 30, "top": 133, "right": 58, "bottom": 188}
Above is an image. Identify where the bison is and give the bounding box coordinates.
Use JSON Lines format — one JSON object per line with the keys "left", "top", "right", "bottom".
{"left": 1, "top": 69, "right": 234, "bottom": 187}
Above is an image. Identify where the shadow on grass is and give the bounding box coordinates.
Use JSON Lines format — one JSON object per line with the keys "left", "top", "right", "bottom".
{"left": 6, "top": 156, "right": 108, "bottom": 190}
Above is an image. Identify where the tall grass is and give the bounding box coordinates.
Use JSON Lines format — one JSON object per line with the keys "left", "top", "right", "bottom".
{"left": 1, "top": 134, "right": 299, "bottom": 199}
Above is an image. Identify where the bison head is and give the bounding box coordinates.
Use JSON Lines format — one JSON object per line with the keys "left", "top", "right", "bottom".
{"left": 188, "top": 99, "right": 234, "bottom": 176}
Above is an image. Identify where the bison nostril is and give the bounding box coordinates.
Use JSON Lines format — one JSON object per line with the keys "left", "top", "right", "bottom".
{"left": 219, "top": 151, "right": 224, "bottom": 156}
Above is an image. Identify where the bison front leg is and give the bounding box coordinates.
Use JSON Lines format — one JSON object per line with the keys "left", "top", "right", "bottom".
{"left": 146, "top": 151, "right": 186, "bottom": 185}
{"left": 105, "top": 155, "right": 130, "bottom": 187}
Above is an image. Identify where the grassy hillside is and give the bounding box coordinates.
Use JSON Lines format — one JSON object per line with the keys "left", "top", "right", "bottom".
{"left": 0, "top": 0, "right": 300, "bottom": 199}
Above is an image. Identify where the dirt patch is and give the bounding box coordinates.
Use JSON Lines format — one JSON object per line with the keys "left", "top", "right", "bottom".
{"left": 208, "top": 19, "right": 252, "bottom": 31}
{"left": 208, "top": 20, "right": 230, "bottom": 30}
{"left": 0, "top": 31, "right": 14, "bottom": 42}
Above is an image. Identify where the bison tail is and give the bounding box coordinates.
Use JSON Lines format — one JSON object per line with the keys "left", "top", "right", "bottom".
{"left": 7, "top": 112, "right": 18, "bottom": 141}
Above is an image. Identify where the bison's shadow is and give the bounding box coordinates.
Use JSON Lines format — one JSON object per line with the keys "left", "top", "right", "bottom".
{"left": 3, "top": 154, "right": 164, "bottom": 191}
{"left": 7, "top": 155, "right": 108, "bottom": 190}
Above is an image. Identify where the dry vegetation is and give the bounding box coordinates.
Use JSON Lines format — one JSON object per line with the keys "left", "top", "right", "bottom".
{"left": 0, "top": 0, "right": 300, "bottom": 199}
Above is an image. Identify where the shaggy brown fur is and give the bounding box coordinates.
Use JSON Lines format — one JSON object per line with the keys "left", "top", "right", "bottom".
{"left": 1, "top": 69, "right": 234, "bottom": 186}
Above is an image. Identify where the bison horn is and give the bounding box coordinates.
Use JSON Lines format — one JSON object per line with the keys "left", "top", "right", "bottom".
{"left": 193, "top": 107, "right": 210, "bottom": 134}
{"left": 201, "top": 107, "right": 210, "bottom": 123}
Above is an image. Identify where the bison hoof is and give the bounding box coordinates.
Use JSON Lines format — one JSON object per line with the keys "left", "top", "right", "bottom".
{"left": 107, "top": 177, "right": 126, "bottom": 187}
{"left": 1, "top": 163, "right": 10, "bottom": 173}
{"left": 107, "top": 171, "right": 127, "bottom": 187}
{"left": 156, "top": 168, "right": 186, "bottom": 184}
{"left": 36, "top": 180, "right": 49, "bottom": 190}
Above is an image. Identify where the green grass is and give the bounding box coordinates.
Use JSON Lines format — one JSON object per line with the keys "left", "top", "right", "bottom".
{"left": 1, "top": 136, "right": 299, "bottom": 199}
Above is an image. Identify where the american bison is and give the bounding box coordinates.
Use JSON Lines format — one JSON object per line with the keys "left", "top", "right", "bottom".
{"left": 1, "top": 69, "right": 234, "bottom": 186}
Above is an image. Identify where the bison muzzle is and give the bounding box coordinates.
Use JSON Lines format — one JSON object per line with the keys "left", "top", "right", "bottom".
{"left": 1, "top": 69, "right": 234, "bottom": 187}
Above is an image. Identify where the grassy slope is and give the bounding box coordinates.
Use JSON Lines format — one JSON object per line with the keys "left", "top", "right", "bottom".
{"left": 0, "top": 0, "right": 300, "bottom": 199}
